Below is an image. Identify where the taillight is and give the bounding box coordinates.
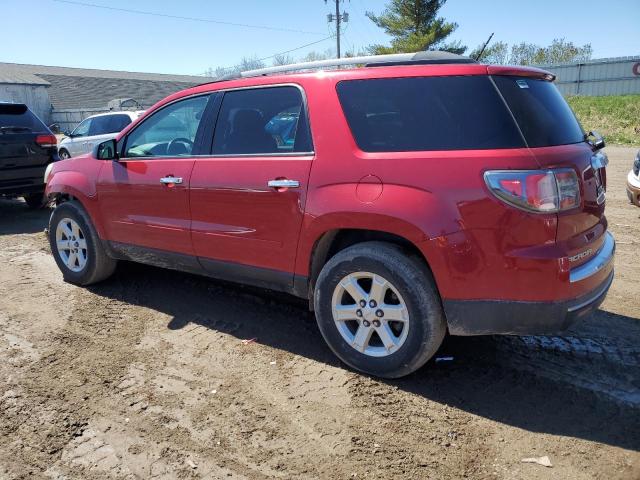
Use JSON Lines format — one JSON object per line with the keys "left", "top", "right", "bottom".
{"left": 36, "top": 134, "right": 57, "bottom": 148}
{"left": 484, "top": 169, "right": 581, "bottom": 213}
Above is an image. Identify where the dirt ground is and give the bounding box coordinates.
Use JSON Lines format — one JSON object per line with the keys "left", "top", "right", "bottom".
{"left": 0, "top": 146, "right": 638, "bottom": 480}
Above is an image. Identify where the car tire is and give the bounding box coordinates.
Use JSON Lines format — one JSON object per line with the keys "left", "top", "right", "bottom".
{"left": 48, "top": 201, "right": 117, "bottom": 285}
{"left": 59, "top": 149, "right": 70, "bottom": 160}
{"left": 23, "top": 192, "right": 45, "bottom": 209}
{"left": 314, "top": 241, "right": 446, "bottom": 379}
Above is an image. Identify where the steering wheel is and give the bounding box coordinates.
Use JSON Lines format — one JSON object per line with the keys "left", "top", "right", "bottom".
{"left": 167, "top": 137, "right": 194, "bottom": 156}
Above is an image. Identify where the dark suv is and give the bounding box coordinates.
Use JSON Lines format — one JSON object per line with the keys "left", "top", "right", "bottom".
{"left": 44, "top": 52, "right": 614, "bottom": 378}
{"left": 0, "top": 103, "right": 58, "bottom": 208}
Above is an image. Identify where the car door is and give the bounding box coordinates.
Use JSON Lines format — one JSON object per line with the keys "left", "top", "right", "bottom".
{"left": 97, "top": 94, "right": 212, "bottom": 257}
{"left": 190, "top": 85, "right": 314, "bottom": 289}
{"left": 67, "top": 117, "right": 92, "bottom": 156}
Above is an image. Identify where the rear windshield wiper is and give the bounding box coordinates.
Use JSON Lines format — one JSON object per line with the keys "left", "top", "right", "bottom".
{"left": 0, "top": 126, "right": 32, "bottom": 133}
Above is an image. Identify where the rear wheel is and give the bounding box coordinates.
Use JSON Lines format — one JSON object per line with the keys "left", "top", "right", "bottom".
{"left": 23, "top": 192, "right": 44, "bottom": 209}
{"left": 314, "top": 241, "right": 446, "bottom": 378}
{"left": 48, "top": 201, "right": 117, "bottom": 285}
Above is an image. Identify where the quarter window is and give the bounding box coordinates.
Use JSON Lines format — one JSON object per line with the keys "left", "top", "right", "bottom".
{"left": 124, "top": 95, "right": 209, "bottom": 158}
{"left": 212, "top": 86, "right": 311, "bottom": 155}
{"left": 336, "top": 76, "right": 525, "bottom": 152}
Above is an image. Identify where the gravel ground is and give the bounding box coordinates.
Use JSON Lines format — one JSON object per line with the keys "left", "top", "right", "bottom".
{"left": 0, "top": 146, "right": 638, "bottom": 479}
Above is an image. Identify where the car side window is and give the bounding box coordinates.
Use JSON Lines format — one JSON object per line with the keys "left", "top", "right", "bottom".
{"left": 123, "top": 96, "right": 209, "bottom": 158}
{"left": 71, "top": 118, "right": 92, "bottom": 137}
{"left": 89, "top": 114, "right": 131, "bottom": 136}
{"left": 108, "top": 114, "right": 132, "bottom": 133}
{"left": 88, "top": 116, "right": 109, "bottom": 136}
{"left": 212, "top": 86, "right": 312, "bottom": 155}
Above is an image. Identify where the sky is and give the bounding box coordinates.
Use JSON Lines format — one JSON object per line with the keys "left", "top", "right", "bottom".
{"left": 2, "top": 0, "right": 639, "bottom": 76}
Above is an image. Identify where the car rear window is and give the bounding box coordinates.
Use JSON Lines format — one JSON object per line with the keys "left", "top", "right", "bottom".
{"left": 492, "top": 76, "right": 584, "bottom": 147}
{"left": 0, "top": 104, "right": 48, "bottom": 132}
{"left": 336, "top": 76, "right": 525, "bottom": 152}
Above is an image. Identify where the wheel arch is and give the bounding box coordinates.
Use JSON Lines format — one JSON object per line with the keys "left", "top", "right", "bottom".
{"left": 45, "top": 172, "right": 106, "bottom": 238}
{"left": 301, "top": 226, "right": 438, "bottom": 308}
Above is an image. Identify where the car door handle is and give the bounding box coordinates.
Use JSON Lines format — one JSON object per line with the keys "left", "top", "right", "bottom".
{"left": 160, "top": 176, "right": 183, "bottom": 185}
{"left": 268, "top": 179, "right": 300, "bottom": 189}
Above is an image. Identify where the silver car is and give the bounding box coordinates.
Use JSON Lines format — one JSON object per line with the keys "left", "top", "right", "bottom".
{"left": 58, "top": 111, "right": 143, "bottom": 159}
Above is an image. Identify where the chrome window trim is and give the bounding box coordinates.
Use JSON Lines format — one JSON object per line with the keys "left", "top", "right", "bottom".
{"left": 569, "top": 231, "right": 615, "bottom": 283}
{"left": 119, "top": 83, "right": 315, "bottom": 160}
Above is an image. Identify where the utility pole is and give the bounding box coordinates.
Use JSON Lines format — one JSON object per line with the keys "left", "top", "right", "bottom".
{"left": 326, "top": 0, "right": 349, "bottom": 58}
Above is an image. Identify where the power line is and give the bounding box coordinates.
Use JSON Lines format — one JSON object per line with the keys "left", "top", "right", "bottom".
{"left": 51, "top": 0, "right": 324, "bottom": 35}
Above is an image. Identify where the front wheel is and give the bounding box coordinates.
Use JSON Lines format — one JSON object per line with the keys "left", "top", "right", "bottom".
{"left": 59, "top": 149, "right": 70, "bottom": 160}
{"left": 48, "top": 201, "right": 117, "bottom": 285}
{"left": 314, "top": 242, "right": 446, "bottom": 379}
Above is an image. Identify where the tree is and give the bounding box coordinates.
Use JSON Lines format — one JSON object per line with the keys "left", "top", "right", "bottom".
{"left": 537, "top": 38, "right": 592, "bottom": 64}
{"left": 365, "top": 0, "right": 465, "bottom": 54}
{"left": 471, "top": 38, "right": 593, "bottom": 65}
{"left": 469, "top": 40, "right": 509, "bottom": 64}
{"left": 272, "top": 53, "right": 294, "bottom": 66}
{"left": 508, "top": 42, "right": 539, "bottom": 65}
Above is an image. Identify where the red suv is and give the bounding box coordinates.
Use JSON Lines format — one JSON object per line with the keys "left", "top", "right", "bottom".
{"left": 45, "top": 52, "right": 615, "bottom": 378}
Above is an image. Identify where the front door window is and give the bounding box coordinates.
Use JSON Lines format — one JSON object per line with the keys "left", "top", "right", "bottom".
{"left": 123, "top": 96, "right": 209, "bottom": 158}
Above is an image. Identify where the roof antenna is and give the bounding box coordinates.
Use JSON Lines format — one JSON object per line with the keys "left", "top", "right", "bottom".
{"left": 475, "top": 32, "right": 494, "bottom": 61}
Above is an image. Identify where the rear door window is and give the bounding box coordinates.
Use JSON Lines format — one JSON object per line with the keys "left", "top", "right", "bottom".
{"left": 89, "top": 114, "right": 131, "bottom": 136}
{"left": 492, "top": 76, "right": 584, "bottom": 147}
{"left": 336, "top": 76, "right": 525, "bottom": 152}
{"left": 212, "top": 86, "right": 312, "bottom": 155}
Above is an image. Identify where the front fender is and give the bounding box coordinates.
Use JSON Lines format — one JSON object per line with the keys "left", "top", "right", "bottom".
{"left": 45, "top": 168, "right": 106, "bottom": 238}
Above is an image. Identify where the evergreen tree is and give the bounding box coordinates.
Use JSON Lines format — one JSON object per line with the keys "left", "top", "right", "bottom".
{"left": 366, "top": 0, "right": 465, "bottom": 54}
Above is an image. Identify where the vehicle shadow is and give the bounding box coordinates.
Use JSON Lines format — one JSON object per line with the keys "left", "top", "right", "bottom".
{"left": 0, "top": 198, "right": 50, "bottom": 235}
{"left": 88, "top": 260, "right": 640, "bottom": 452}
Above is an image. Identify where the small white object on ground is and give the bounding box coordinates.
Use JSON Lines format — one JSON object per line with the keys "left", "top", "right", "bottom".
{"left": 270, "top": 361, "right": 276, "bottom": 365}
{"left": 187, "top": 459, "right": 197, "bottom": 469}
{"left": 210, "top": 389, "right": 217, "bottom": 394}
{"left": 435, "top": 356, "right": 454, "bottom": 363}
{"left": 521, "top": 456, "right": 553, "bottom": 467}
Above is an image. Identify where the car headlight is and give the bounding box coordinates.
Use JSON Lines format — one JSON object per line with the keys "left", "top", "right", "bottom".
{"left": 44, "top": 163, "right": 54, "bottom": 184}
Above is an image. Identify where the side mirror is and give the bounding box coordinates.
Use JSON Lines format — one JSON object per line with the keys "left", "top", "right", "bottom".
{"left": 586, "top": 130, "right": 605, "bottom": 150}
{"left": 95, "top": 139, "right": 118, "bottom": 160}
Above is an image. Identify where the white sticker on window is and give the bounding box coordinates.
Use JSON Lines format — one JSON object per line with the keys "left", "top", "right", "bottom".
{"left": 516, "top": 79, "right": 529, "bottom": 89}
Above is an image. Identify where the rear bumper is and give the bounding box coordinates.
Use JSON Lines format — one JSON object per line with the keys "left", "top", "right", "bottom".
{"left": 0, "top": 166, "right": 47, "bottom": 196}
{"left": 445, "top": 232, "right": 615, "bottom": 336}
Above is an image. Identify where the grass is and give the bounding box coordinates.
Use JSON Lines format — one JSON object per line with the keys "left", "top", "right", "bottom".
{"left": 567, "top": 95, "right": 640, "bottom": 147}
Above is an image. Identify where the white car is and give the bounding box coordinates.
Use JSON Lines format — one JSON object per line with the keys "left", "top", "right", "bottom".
{"left": 58, "top": 111, "right": 143, "bottom": 159}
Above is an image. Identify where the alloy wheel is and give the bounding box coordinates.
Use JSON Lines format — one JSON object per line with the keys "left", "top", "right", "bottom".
{"left": 55, "top": 217, "right": 88, "bottom": 272}
{"left": 331, "top": 272, "right": 410, "bottom": 357}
